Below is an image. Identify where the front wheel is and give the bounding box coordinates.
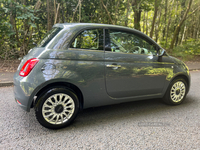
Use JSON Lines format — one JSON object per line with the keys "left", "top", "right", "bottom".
{"left": 35, "top": 88, "right": 79, "bottom": 129}
{"left": 163, "top": 78, "right": 188, "bottom": 105}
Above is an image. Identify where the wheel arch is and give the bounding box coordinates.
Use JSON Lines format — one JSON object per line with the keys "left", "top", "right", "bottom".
{"left": 169, "top": 73, "right": 190, "bottom": 93}
{"left": 30, "top": 81, "right": 84, "bottom": 111}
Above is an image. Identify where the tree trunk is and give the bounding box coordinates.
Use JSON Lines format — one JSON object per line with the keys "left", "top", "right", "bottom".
{"left": 155, "top": 10, "right": 161, "bottom": 42}
{"left": 162, "top": 0, "right": 167, "bottom": 39}
{"left": 132, "top": 0, "right": 142, "bottom": 31}
{"left": 197, "top": 13, "right": 200, "bottom": 39}
{"left": 47, "top": 0, "right": 50, "bottom": 31}
{"left": 165, "top": 0, "right": 174, "bottom": 47}
{"left": 175, "top": 0, "right": 186, "bottom": 47}
{"left": 146, "top": 11, "right": 148, "bottom": 35}
{"left": 54, "top": 3, "right": 60, "bottom": 24}
{"left": 114, "top": 1, "right": 120, "bottom": 25}
{"left": 180, "top": 25, "right": 187, "bottom": 45}
{"left": 150, "top": 0, "right": 159, "bottom": 38}
{"left": 143, "top": 11, "right": 145, "bottom": 33}
{"left": 193, "top": 14, "right": 197, "bottom": 39}
{"left": 134, "top": 10, "right": 141, "bottom": 30}
{"left": 125, "top": 0, "right": 130, "bottom": 26}
{"left": 79, "top": 0, "right": 81, "bottom": 22}
{"left": 170, "top": 0, "right": 193, "bottom": 50}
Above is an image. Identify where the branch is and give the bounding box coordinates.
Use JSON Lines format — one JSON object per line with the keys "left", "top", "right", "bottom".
{"left": 26, "top": 0, "right": 41, "bottom": 53}
{"left": 186, "top": 5, "right": 200, "bottom": 19}
{"left": 14, "top": 18, "right": 21, "bottom": 46}
{"left": 54, "top": 3, "right": 60, "bottom": 24}
{"left": 114, "top": 1, "right": 120, "bottom": 24}
{"left": 71, "top": 0, "right": 82, "bottom": 22}
{"left": 100, "top": 0, "right": 114, "bottom": 24}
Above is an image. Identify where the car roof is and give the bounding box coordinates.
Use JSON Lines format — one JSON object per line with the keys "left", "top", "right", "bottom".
{"left": 53, "top": 23, "right": 137, "bottom": 31}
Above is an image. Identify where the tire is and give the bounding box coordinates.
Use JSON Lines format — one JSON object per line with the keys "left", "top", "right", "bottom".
{"left": 163, "top": 78, "right": 188, "bottom": 105}
{"left": 35, "top": 87, "right": 79, "bottom": 129}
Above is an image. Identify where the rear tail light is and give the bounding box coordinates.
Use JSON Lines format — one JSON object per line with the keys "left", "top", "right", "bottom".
{"left": 19, "top": 58, "right": 39, "bottom": 77}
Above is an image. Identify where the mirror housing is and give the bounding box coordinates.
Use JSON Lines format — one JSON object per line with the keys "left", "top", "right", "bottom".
{"left": 157, "top": 48, "right": 165, "bottom": 57}
{"left": 157, "top": 48, "right": 165, "bottom": 62}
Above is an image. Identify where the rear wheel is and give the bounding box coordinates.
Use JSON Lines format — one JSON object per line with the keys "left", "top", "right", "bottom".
{"left": 163, "top": 78, "right": 187, "bottom": 105}
{"left": 35, "top": 87, "right": 79, "bottom": 129}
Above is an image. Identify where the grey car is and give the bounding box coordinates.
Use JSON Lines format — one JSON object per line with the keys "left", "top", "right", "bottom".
{"left": 14, "top": 23, "right": 190, "bottom": 129}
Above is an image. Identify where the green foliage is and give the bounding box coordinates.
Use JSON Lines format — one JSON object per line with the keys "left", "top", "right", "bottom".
{"left": 169, "top": 39, "right": 200, "bottom": 61}
{"left": 0, "top": 0, "right": 40, "bottom": 59}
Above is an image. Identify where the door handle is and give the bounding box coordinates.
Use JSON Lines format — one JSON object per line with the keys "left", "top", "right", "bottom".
{"left": 106, "top": 64, "right": 121, "bottom": 68}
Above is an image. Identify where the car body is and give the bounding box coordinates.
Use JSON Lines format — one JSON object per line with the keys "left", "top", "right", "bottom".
{"left": 13, "top": 23, "right": 190, "bottom": 129}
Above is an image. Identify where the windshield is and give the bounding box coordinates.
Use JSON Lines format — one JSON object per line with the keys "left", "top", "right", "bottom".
{"left": 37, "top": 27, "right": 62, "bottom": 47}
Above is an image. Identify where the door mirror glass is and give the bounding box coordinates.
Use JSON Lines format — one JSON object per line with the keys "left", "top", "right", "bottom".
{"left": 157, "top": 48, "right": 165, "bottom": 57}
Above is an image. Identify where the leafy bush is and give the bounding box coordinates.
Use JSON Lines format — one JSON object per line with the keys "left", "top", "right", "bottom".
{"left": 166, "top": 38, "right": 200, "bottom": 61}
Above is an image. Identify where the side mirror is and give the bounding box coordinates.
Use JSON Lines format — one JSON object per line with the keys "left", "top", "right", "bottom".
{"left": 157, "top": 48, "right": 165, "bottom": 57}
{"left": 157, "top": 49, "right": 165, "bottom": 62}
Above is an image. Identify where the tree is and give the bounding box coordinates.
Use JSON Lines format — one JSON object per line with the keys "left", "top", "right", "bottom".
{"left": 170, "top": 0, "right": 193, "bottom": 49}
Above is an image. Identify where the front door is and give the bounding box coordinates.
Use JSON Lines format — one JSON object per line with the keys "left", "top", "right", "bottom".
{"left": 105, "top": 29, "right": 167, "bottom": 98}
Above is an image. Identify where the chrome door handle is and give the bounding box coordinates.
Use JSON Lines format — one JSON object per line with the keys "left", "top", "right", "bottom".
{"left": 106, "top": 64, "right": 121, "bottom": 68}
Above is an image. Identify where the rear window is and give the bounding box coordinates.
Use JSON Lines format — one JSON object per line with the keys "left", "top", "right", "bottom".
{"left": 37, "top": 27, "right": 62, "bottom": 47}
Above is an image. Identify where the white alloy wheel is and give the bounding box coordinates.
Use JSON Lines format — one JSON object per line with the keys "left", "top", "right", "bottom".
{"left": 170, "top": 81, "right": 186, "bottom": 103}
{"left": 42, "top": 93, "right": 75, "bottom": 125}
{"left": 35, "top": 88, "right": 79, "bottom": 129}
{"left": 163, "top": 78, "right": 188, "bottom": 105}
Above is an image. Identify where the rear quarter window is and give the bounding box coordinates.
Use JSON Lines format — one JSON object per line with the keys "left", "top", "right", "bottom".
{"left": 37, "top": 27, "right": 62, "bottom": 47}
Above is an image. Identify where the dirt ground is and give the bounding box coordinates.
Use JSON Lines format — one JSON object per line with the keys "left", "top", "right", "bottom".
{"left": 0, "top": 60, "right": 21, "bottom": 72}
{"left": 1, "top": 55, "right": 200, "bottom": 73}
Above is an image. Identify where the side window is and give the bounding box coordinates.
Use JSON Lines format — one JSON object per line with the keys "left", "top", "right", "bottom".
{"left": 107, "top": 29, "right": 157, "bottom": 55}
{"left": 70, "top": 29, "right": 103, "bottom": 50}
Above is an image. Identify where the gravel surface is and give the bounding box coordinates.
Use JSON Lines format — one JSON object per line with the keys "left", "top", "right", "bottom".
{"left": 0, "top": 71, "right": 199, "bottom": 149}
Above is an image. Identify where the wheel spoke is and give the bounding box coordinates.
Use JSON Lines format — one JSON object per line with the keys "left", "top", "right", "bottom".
{"left": 60, "top": 114, "right": 64, "bottom": 123}
{"left": 49, "top": 114, "right": 57, "bottom": 121}
{"left": 42, "top": 109, "right": 52, "bottom": 113}
{"left": 44, "top": 113, "right": 54, "bottom": 118}
{"left": 55, "top": 115, "right": 59, "bottom": 124}
{"left": 54, "top": 94, "right": 59, "bottom": 103}
{"left": 43, "top": 103, "right": 52, "bottom": 109}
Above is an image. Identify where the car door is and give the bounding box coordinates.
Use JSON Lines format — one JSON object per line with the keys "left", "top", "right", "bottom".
{"left": 105, "top": 29, "right": 168, "bottom": 98}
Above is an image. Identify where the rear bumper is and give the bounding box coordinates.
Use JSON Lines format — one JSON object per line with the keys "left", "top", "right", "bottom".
{"left": 15, "top": 98, "right": 29, "bottom": 111}
{"left": 13, "top": 72, "right": 33, "bottom": 112}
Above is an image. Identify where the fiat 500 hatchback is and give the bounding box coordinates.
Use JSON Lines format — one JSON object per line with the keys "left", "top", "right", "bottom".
{"left": 14, "top": 23, "right": 190, "bottom": 129}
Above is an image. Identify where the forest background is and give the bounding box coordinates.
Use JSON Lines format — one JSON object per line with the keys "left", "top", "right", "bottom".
{"left": 1, "top": 0, "right": 200, "bottom": 61}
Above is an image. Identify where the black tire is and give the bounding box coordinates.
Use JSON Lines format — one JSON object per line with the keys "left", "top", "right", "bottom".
{"left": 35, "top": 87, "right": 79, "bottom": 129}
{"left": 163, "top": 78, "right": 188, "bottom": 105}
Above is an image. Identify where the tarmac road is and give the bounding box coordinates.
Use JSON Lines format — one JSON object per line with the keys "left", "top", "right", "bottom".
{"left": 0, "top": 71, "right": 199, "bottom": 149}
